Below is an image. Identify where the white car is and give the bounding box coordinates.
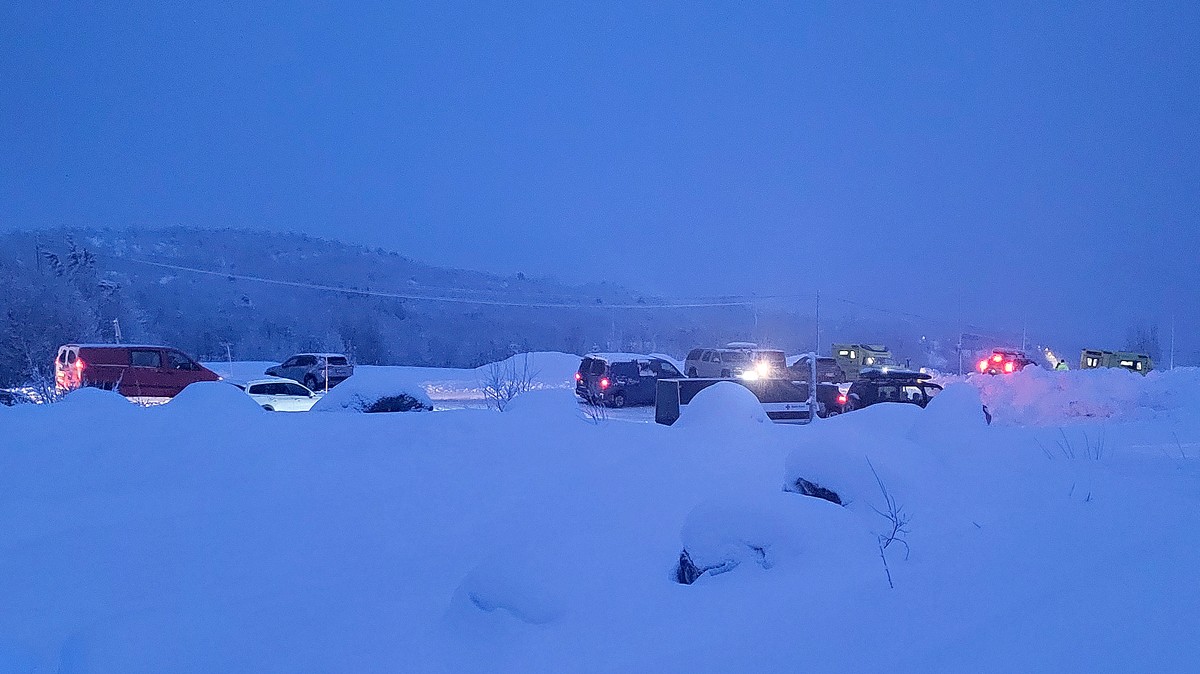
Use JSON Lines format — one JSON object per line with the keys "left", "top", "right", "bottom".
{"left": 237, "top": 378, "right": 319, "bottom": 412}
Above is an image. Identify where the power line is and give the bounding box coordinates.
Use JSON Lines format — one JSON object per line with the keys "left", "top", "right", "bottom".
{"left": 118, "top": 257, "right": 763, "bottom": 309}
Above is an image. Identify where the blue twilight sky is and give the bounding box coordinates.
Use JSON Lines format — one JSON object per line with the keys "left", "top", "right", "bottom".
{"left": 2, "top": 1, "right": 1198, "bottom": 352}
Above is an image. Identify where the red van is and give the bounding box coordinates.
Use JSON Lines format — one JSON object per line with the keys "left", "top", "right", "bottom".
{"left": 55, "top": 344, "right": 220, "bottom": 401}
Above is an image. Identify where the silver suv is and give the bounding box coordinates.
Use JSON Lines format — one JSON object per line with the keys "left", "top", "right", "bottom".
{"left": 684, "top": 345, "right": 787, "bottom": 380}
{"left": 264, "top": 353, "right": 354, "bottom": 391}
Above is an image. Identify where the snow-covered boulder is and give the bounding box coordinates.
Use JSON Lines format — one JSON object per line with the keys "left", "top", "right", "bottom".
{"left": 675, "top": 381, "right": 768, "bottom": 428}
{"left": 165, "top": 381, "right": 265, "bottom": 416}
{"left": 675, "top": 492, "right": 875, "bottom": 585}
{"left": 676, "top": 497, "right": 798, "bottom": 584}
{"left": 310, "top": 370, "right": 433, "bottom": 413}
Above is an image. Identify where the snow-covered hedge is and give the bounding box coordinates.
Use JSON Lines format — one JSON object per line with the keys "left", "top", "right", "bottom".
{"left": 310, "top": 370, "right": 433, "bottom": 413}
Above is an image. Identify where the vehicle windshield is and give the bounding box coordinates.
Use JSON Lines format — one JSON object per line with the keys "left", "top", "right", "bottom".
{"left": 723, "top": 352, "right": 749, "bottom": 363}
{"left": 754, "top": 351, "right": 787, "bottom": 368}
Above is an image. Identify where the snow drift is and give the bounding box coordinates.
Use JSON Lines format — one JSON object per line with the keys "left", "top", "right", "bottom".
{"left": 310, "top": 369, "right": 433, "bottom": 413}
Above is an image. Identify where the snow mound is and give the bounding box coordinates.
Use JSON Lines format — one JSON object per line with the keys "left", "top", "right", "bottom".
{"left": 165, "top": 381, "right": 265, "bottom": 416}
{"left": 56, "top": 386, "right": 137, "bottom": 412}
{"left": 451, "top": 544, "right": 568, "bottom": 625}
{"left": 474, "top": 352, "right": 582, "bottom": 387}
{"left": 784, "top": 407, "right": 928, "bottom": 513}
{"left": 310, "top": 370, "right": 433, "bottom": 413}
{"left": 677, "top": 496, "right": 799, "bottom": 583}
{"left": 676, "top": 382, "right": 768, "bottom": 427}
{"left": 908, "top": 383, "right": 989, "bottom": 447}
{"left": 677, "top": 492, "right": 875, "bottom": 586}
{"left": 950, "top": 366, "right": 1200, "bottom": 425}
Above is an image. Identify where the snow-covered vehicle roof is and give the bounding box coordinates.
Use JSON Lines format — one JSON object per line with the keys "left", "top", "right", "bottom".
{"left": 241, "top": 377, "right": 315, "bottom": 389}
{"left": 582, "top": 352, "right": 660, "bottom": 362}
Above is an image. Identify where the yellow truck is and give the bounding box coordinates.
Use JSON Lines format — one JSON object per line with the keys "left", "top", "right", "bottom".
{"left": 832, "top": 343, "right": 895, "bottom": 377}
{"left": 1079, "top": 349, "right": 1152, "bottom": 374}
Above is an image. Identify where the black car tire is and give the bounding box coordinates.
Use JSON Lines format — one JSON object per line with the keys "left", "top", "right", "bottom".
{"left": 687, "top": 367, "right": 697, "bottom": 377}
{"left": 262, "top": 405, "right": 274, "bottom": 412}
{"left": 720, "top": 369, "right": 731, "bottom": 378}
{"left": 611, "top": 392, "right": 626, "bottom": 408}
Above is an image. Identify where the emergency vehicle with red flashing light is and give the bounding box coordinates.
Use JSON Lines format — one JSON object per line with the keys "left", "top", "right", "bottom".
{"left": 976, "top": 349, "right": 1038, "bottom": 375}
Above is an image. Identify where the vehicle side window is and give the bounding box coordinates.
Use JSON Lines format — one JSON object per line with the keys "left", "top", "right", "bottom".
{"left": 687, "top": 349, "right": 703, "bottom": 361}
{"left": 167, "top": 351, "right": 196, "bottom": 370}
{"left": 248, "top": 384, "right": 267, "bottom": 395}
{"left": 658, "top": 362, "right": 682, "bottom": 378}
{"left": 701, "top": 351, "right": 711, "bottom": 362}
{"left": 876, "top": 385, "right": 899, "bottom": 401}
{"left": 281, "top": 357, "right": 298, "bottom": 367}
{"left": 300, "top": 356, "right": 317, "bottom": 366}
{"left": 131, "top": 350, "right": 162, "bottom": 368}
{"left": 283, "top": 383, "right": 310, "bottom": 396}
{"left": 710, "top": 353, "right": 721, "bottom": 363}
{"left": 610, "top": 362, "right": 639, "bottom": 378}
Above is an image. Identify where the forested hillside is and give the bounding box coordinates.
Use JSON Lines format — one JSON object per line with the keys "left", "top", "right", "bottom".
{"left": 0, "top": 227, "right": 777, "bottom": 385}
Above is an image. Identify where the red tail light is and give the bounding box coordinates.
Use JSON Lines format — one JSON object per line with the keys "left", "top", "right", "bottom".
{"left": 599, "top": 377, "right": 610, "bottom": 389}
{"left": 575, "top": 372, "right": 582, "bottom": 381}
{"left": 75, "top": 358, "right": 85, "bottom": 372}
{"left": 1003, "top": 361, "right": 1015, "bottom": 373}
{"left": 977, "top": 359, "right": 988, "bottom": 373}
{"left": 837, "top": 393, "right": 848, "bottom": 405}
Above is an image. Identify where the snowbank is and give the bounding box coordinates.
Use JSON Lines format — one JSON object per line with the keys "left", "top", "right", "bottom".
{"left": 1, "top": 366, "right": 1199, "bottom": 672}
{"left": 310, "top": 369, "right": 433, "bottom": 413}
{"left": 56, "top": 386, "right": 137, "bottom": 413}
{"left": 947, "top": 366, "right": 1200, "bottom": 426}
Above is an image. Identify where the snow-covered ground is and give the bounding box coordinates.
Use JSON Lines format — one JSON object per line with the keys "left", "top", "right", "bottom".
{"left": 2, "top": 358, "right": 1199, "bottom": 672}
{"left": 204, "top": 352, "right": 583, "bottom": 409}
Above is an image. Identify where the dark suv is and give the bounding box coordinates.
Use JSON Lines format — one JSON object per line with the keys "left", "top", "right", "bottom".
{"left": 842, "top": 370, "right": 942, "bottom": 413}
{"left": 575, "top": 354, "right": 683, "bottom": 407}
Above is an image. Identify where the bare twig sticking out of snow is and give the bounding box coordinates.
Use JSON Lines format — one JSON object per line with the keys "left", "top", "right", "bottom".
{"left": 481, "top": 354, "right": 539, "bottom": 412}
{"left": 1039, "top": 428, "right": 1111, "bottom": 461}
{"left": 1172, "top": 432, "right": 1189, "bottom": 461}
{"left": 867, "top": 457, "right": 911, "bottom": 590}
{"left": 579, "top": 396, "right": 607, "bottom": 424}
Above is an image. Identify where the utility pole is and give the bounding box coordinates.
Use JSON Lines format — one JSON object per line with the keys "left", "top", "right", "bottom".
{"left": 112, "top": 318, "right": 122, "bottom": 344}
{"left": 957, "top": 331, "right": 964, "bottom": 376}
{"left": 1170, "top": 314, "right": 1176, "bottom": 370}
{"left": 815, "top": 290, "right": 821, "bottom": 355}
{"left": 806, "top": 291, "right": 819, "bottom": 423}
